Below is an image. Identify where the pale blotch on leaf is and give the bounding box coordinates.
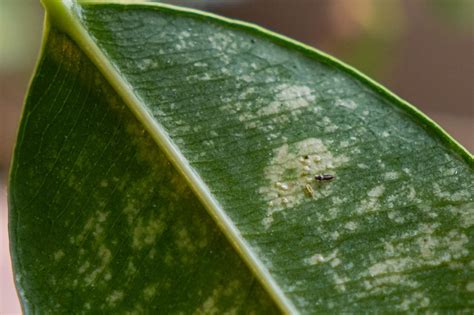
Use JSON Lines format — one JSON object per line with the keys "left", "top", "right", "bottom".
{"left": 70, "top": 206, "right": 113, "bottom": 287}
{"left": 126, "top": 260, "right": 137, "bottom": 276}
{"left": 361, "top": 223, "right": 470, "bottom": 310}
{"left": 176, "top": 229, "right": 195, "bottom": 252}
{"left": 344, "top": 221, "right": 358, "bottom": 231}
{"left": 304, "top": 249, "right": 349, "bottom": 294}
{"left": 335, "top": 98, "right": 358, "bottom": 110}
{"left": 136, "top": 58, "right": 158, "bottom": 71}
{"left": 257, "top": 84, "right": 315, "bottom": 117}
{"left": 78, "top": 261, "right": 90, "bottom": 275}
{"left": 399, "top": 292, "right": 430, "bottom": 311}
{"left": 84, "top": 244, "right": 112, "bottom": 286}
{"left": 321, "top": 116, "right": 338, "bottom": 133}
{"left": 467, "top": 282, "right": 474, "bottom": 292}
{"left": 100, "top": 180, "right": 109, "bottom": 187}
{"left": 450, "top": 202, "right": 474, "bottom": 228}
{"left": 143, "top": 284, "right": 158, "bottom": 301}
{"left": 194, "top": 280, "right": 243, "bottom": 315}
{"left": 305, "top": 249, "right": 339, "bottom": 266}
{"left": 433, "top": 182, "right": 471, "bottom": 202}
{"left": 105, "top": 290, "right": 124, "bottom": 307}
{"left": 355, "top": 184, "right": 385, "bottom": 214}
{"left": 368, "top": 185, "right": 385, "bottom": 198}
{"left": 383, "top": 171, "right": 400, "bottom": 181}
{"left": 53, "top": 250, "right": 65, "bottom": 261}
{"left": 209, "top": 32, "right": 236, "bottom": 54}
{"left": 387, "top": 210, "right": 405, "bottom": 224}
{"left": 132, "top": 216, "right": 165, "bottom": 250}
{"left": 228, "top": 84, "right": 317, "bottom": 132}
{"left": 260, "top": 138, "right": 348, "bottom": 228}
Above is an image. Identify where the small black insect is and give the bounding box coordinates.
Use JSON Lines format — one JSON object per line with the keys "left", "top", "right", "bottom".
{"left": 315, "top": 174, "right": 334, "bottom": 181}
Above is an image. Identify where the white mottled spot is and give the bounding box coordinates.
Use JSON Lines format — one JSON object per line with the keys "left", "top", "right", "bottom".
{"left": 339, "top": 140, "right": 349, "bottom": 148}
{"left": 194, "top": 62, "right": 207, "bottom": 67}
{"left": 454, "top": 202, "right": 474, "bottom": 228}
{"left": 388, "top": 210, "right": 405, "bottom": 224}
{"left": 259, "top": 138, "right": 348, "bottom": 228}
{"left": 328, "top": 208, "right": 340, "bottom": 219}
{"left": 321, "top": 116, "right": 339, "bottom": 133}
{"left": 445, "top": 168, "right": 457, "bottom": 176}
{"left": 384, "top": 242, "right": 395, "bottom": 256}
{"left": 335, "top": 98, "right": 357, "bottom": 110}
{"left": 368, "top": 185, "right": 385, "bottom": 198}
{"left": 332, "top": 197, "right": 343, "bottom": 205}
{"left": 399, "top": 292, "right": 430, "bottom": 311}
{"left": 356, "top": 185, "right": 385, "bottom": 214}
{"left": 257, "top": 84, "right": 315, "bottom": 117}
{"left": 307, "top": 254, "right": 325, "bottom": 265}
{"left": 433, "top": 183, "right": 471, "bottom": 202}
{"left": 330, "top": 258, "right": 342, "bottom": 267}
{"left": 331, "top": 231, "right": 340, "bottom": 240}
{"left": 209, "top": 33, "right": 235, "bottom": 53}
{"left": 384, "top": 172, "right": 399, "bottom": 181}
{"left": 180, "top": 31, "right": 191, "bottom": 38}
{"left": 344, "top": 221, "right": 358, "bottom": 231}
{"left": 305, "top": 249, "right": 339, "bottom": 266}
{"left": 199, "top": 73, "right": 212, "bottom": 81}
{"left": 407, "top": 186, "right": 416, "bottom": 201}
{"left": 222, "top": 83, "right": 317, "bottom": 136}
{"left": 333, "top": 274, "right": 349, "bottom": 292}
{"left": 137, "top": 58, "right": 157, "bottom": 71}
{"left": 364, "top": 223, "right": 470, "bottom": 304}
{"left": 276, "top": 182, "right": 289, "bottom": 191}
{"left": 241, "top": 75, "right": 253, "bottom": 82}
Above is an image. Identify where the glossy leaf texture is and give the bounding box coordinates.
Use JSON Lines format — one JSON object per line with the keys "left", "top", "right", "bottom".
{"left": 9, "top": 1, "right": 474, "bottom": 313}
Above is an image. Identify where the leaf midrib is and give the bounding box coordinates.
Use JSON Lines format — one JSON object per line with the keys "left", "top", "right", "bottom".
{"left": 41, "top": 0, "right": 298, "bottom": 313}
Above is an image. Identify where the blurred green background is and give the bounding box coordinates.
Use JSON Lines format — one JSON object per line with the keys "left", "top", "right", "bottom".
{"left": 1, "top": 0, "right": 472, "bottom": 313}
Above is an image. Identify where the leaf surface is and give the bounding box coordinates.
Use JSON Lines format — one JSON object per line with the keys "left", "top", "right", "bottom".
{"left": 9, "top": 0, "right": 474, "bottom": 313}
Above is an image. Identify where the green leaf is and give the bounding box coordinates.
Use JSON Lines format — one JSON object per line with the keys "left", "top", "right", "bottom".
{"left": 9, "top": 0, "right": 474, "bottom": 313}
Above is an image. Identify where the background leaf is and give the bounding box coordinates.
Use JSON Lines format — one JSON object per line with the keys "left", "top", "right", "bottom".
{"left": 9, "top": 0, "right": 474, "bottom": 313}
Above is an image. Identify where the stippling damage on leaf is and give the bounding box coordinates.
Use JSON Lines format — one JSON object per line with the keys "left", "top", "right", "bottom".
{"left": 9, "top": 1, "right": 474, "bottom": 314}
